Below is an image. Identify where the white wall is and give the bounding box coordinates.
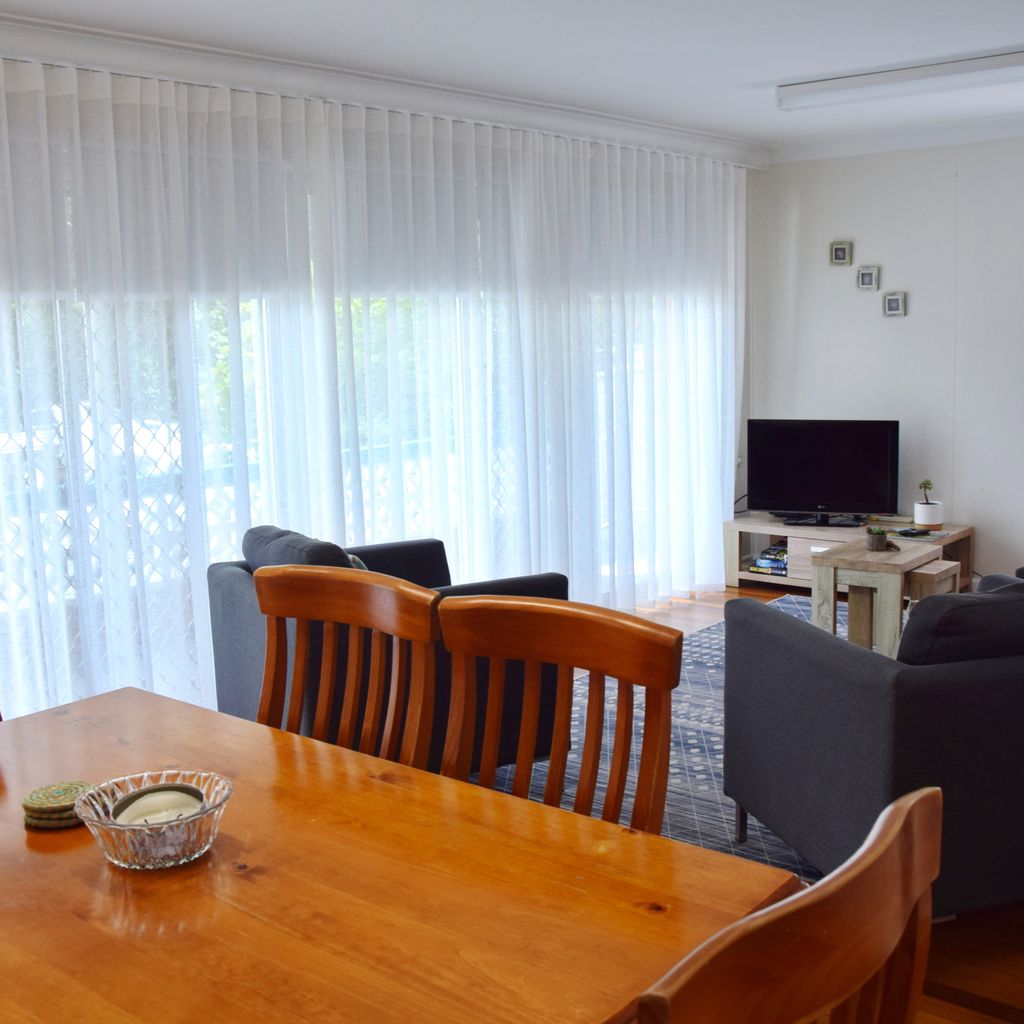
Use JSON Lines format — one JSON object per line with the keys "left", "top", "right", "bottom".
{"left": 748, "top": 138, "right": 1024, "bottom": 578}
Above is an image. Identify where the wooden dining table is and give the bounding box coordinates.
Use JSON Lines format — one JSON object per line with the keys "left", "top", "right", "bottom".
{"left": 0, "top": 687, "right": 800, "bottom": 1022}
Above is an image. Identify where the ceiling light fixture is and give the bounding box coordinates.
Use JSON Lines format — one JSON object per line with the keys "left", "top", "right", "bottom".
{"left": 777, "top": 49, "right": 1024, "bottom": 111}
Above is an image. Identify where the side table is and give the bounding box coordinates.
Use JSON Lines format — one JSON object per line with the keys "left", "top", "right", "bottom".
{"left": 811, "top": 539, "right": 948, "bottom": 658}
{"left": 723, "top": 512, "right": 974, "bottom": 591}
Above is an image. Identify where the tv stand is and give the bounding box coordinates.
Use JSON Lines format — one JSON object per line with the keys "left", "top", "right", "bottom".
{"left": 723, "top": 511, "right": 974, "bottom": 590}
{"left": 778, "top": 513, "right": 864, "bottom": 528}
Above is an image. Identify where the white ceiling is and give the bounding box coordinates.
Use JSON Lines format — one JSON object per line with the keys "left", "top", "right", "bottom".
{"left": 4, "top": 0, "right": 1024, "bottom": 159}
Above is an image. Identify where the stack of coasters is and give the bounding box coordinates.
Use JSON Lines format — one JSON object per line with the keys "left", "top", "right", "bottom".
{"left": 23, "top": 780, "right": 91, "bottom": 830}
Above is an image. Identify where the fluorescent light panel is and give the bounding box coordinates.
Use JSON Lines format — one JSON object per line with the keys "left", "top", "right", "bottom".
{"left": 777, "top": 50, "right": 1024, "bottom": 110}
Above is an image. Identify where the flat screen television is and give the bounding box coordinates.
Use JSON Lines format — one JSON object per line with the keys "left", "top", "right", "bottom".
{"left": 746, "top": 418, "right": 899, "bottom": 526}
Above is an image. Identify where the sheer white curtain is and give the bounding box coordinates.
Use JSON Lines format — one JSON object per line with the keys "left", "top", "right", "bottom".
{"left": 0, "top": 59, "right": 745, "bottom": 718}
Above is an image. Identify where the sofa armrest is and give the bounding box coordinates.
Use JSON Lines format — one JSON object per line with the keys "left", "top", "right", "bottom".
{"left": 976, "top": 572, "right": 1024, "bottom": 594}
{"left": 893, "top": 655, "right": 1024, "bottom": 915}
{"left": 208, "top": 560, "right": 266, "bottom": 721}
{"left": 723, "top": 598, "right": 903, "bottom": 872}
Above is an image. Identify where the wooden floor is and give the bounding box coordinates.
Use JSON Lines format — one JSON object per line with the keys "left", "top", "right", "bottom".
{"left": 640, "top": 584, "right": 1024, "bottom": 1024}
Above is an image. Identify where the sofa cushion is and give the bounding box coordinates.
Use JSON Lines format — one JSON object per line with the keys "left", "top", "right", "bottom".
{"left": 242, "top": 526, "right": 353, "bottom": 571}
{"left": 897, "top": 590, "right": 1024, "bottom": 665}
{"left": 347, "top": 538, "right": 452, "bottom": 588}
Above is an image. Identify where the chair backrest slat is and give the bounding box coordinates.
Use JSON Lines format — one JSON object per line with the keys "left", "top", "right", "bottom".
{"left": 542, "top": 663, "right": 575, "bottom": 808}
{"left": 603, "top": 679, "right": 634, "bottom": 825}
{"left": 254, "top": 565, "right": 440, "bottom": 770}
{"left": 857, "top": 968, "right": 886, "bottom": 1020}
{"left": 360, "top": 629, "right": 390, "bottom": 754}
{"left": 438, "top": 596, "right": 682, "bottom": 835}
{"left": 633, "top": 688, "right": 672, "bottom": 833}
{"left": 512, "top": 659, "right": 542, "bottom": 799}
{"left": 285, "top": 618, "right": 312, "bottom": 734}
{"left": 477, "top": 657, "right": 506, "bottom": 789}
{"left": 637, "top": 787, "right": 942, "bottom": 1024}
{"left": 574, "top": 673, "right": 606, "bottom": 818}
{"left": 337, "top": 624, "right": 365, "bottom": 749}
{"left": 257, "top": 615, "right": 288, "bottom": 728}
{"left": 379, "top": 636, "right": 408, "bottom": 761}
{"left": 312, "top": 620, "right": 340, "bottom": 742}
{"left": 399, "top": 640, "right": 435, "bottom": 768}
{"left": 441, "top": 650, "right": 476, "bottom": 781}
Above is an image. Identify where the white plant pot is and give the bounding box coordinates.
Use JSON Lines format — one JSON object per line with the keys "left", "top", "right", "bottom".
{"left": 914, "top": 500, "right": 944, "bottom": 529}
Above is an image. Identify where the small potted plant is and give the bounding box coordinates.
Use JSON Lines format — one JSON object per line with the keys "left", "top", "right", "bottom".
{"left": 866, "top": 525, "right": 888, "bottom": 551}
{"left": 914, "top": 479, "right": 944, "bottom": 530}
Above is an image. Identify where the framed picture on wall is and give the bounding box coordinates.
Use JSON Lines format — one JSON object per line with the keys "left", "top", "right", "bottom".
{"left": 857, "top": 265, "right": 880, "bottom": 290}
{"left": 829, "top": 240, "right": 853, "bottom": 265}
{"left": 883, "top": 291, "right": 907, "bottom": 316}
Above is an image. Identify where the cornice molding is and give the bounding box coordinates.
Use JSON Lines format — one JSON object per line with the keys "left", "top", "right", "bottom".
{"left": 0, "top": 14, "right": 770, "bottom": 168}
{"left": 770, "top": 113, "right": 1024, "bottom": 164}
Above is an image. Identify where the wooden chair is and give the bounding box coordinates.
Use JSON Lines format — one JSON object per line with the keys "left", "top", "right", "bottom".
{"left": 437, "top": 595, "right": 682, "bottom": 834}
{"left": 253, "top": 565, "right": 440, "bottom": 769}
{"left": 637, "top": 787, "right": 943, "bottom": 1024}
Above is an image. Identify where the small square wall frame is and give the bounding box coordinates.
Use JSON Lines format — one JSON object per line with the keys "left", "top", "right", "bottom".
{"left": 883, "top": 291, "right": 906, "bottom": 316}
{"left": 829, "top": 240, "right": 853, "bottom": 265}
{"left": 857, "top": 266, "right": 879, "bottom": 290}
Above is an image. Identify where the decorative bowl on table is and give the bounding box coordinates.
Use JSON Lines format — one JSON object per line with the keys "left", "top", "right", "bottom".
{"left": 74, "top": 769, "right": 232, "bottom": 870}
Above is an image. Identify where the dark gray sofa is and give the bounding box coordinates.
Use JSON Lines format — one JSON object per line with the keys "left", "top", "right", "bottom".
{"left": 208, "top": 526, "right": 569, "bottom": 772}
{"left": 723, "top": 573, "right": 1024, "bottom": 918}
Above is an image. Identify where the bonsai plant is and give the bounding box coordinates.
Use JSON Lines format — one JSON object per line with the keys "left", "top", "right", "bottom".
{"left": 914, "top": 478, "right": 944, "bottom": 529}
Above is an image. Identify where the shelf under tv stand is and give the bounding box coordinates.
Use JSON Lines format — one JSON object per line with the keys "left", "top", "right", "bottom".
{"left": 723, "top": 511, "right": 974, "bottom": 591}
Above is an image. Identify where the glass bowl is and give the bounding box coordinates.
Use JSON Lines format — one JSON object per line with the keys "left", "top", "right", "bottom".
{"left": 74, "top": 769, "right": 232, "bottom": 870}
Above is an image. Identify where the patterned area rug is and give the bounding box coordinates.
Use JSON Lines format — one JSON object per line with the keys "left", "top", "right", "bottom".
{"left": 492, "top": 594, "right": 847, "bottom": 882}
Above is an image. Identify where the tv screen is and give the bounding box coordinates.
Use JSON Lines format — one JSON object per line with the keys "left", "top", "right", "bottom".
{"left": 746, "top": 419, "right": 899, "bottom": 526}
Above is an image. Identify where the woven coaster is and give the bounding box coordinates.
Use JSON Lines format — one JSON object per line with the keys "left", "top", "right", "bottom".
{"left": 23, "top": 805, "right": 81, "bottom": 821}
{"left": 22, "top": 781, "right": 92, "bottom": 815}
{"left": 24, "top": 813, "right": 85, "bottom": 830}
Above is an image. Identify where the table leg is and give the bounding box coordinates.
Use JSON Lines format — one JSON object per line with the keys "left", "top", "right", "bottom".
{"left": 724, "top": 527, "right": 740, "bottom": 588}
{"left": 811, "top": 564, "right": 837, "bottom": 636}
{"left": 942, "top": 536, "right": 973, "bottom": 591}
{"left": 846, "top": 585, "right": 875, "bottom": 649}
{"left": 874, "top": 574, "right": 905, "bottom": 658}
